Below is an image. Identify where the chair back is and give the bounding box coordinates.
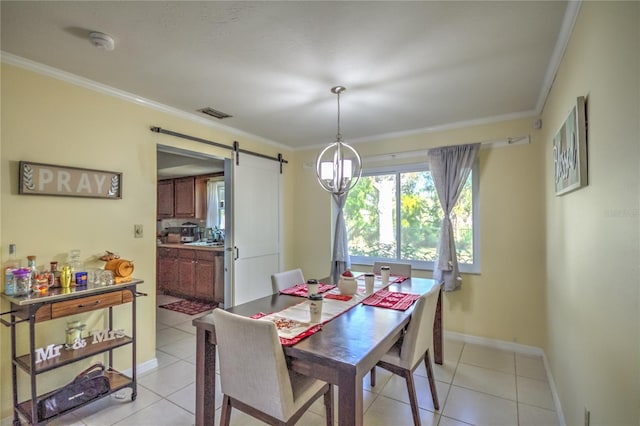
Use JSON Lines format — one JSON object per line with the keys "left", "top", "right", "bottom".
{"left": 397, "top": 284, "right": 441, "bottom": 369}
{"left": 271, "top": 268, "right": 305, "bottom": 293}
{"left": 212, "top": 309, "right": 295, "bottom": 420}
{"left": 373, "top": 261, "right": 412, "bottom": 277}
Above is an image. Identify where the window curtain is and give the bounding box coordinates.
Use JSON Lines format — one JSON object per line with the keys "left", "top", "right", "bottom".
{"left": 330, "top": 192, "right": 351, "bottom": 285}
{"left": 206, "top": 180, "right": 219, "bottom": 230}
{"left": 428, "top": 143, "right": 480, "bottom": 291}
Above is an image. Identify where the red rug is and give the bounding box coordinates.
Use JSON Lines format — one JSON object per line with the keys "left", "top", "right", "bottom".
{"left": 159, "top": 300, "right": 217, "bottom": 316}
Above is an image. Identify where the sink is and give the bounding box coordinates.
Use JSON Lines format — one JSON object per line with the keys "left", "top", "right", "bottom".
{"left": 183, "top": 241, "right": 224, "bottom": 247}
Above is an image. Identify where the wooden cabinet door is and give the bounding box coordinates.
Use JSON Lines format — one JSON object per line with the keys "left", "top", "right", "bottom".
{"left": 195, "top": 251, "right": 215, "bottom": 302}
{"left": 158, "top": 248, "right": 179, "bottom": 293}
{"left": 157, "top": 179, "right": 175, "bottom": 218}
{"left": 195, "top": 177, "right": 208, "bottom": 220}
{"left": 178, "top": 249, "right": 196, "bottom": 297}
{"left": 174, "top": 177, "right": 195, "bottom": 218}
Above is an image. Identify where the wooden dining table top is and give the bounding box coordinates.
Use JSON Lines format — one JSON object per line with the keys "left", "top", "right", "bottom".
{"left": 192, "top": 274, "right": 442, "bottom": 426}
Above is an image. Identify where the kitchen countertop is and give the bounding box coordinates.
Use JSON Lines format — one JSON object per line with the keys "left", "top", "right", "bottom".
{"left": 157, "top": 242, "right": 225, "bottom": 252}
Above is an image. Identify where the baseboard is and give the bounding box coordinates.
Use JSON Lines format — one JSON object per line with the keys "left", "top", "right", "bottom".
{"left": 121, "top": 357, "right": 159, "bottom": 377}
{"left": 444, "top": 331, "right": 566, "bottom": 426}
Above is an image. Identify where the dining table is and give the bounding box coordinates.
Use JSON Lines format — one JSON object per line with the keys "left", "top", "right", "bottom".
{"left": 192, "top": 274, "right": 443, "bottom": 426}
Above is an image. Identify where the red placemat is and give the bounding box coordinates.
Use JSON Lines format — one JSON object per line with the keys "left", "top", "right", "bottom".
{"left": 279, "top": 283, "right": 335, "bottom": 297}
{"left": 362, "top": 290, "right": 420, "bottom": 311}
{"left": 251, "top": 312, "right": 323, "bottom": 346}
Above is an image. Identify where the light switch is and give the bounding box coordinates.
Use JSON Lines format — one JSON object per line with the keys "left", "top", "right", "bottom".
{"left": 134, "top": 224, "right": 143, "bottom": 238}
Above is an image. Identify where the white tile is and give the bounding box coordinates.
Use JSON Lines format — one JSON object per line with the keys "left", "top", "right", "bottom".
{"left": 415, "top": 357, "right": 457, "bottom": 384}
{"left": 138, "top": 360, "right": 195, "bottom": 397}
{"left": 73, "top": 387, "right": 162, "bottom": 426}
{"left": 438, "top": 414, "right": 475, "bottom": 426}
{"left": 308, "top": 386, "right": 376, "bottom": 420}
{"left": 363, "top": 394, "right": 439, "bottom": 426}
{"left": 516, "top": 376, "right": 555, "bottom": 410}
{"left": 518, "top": 402, "right": 559, "bottom": 426}
{"left": 452, "top": 363, "right": 517, "bottom": 400}
{"left": 460, "top": 343, "right": 515, "bottom": 374}
{"left": 443, "top": 385, "right": 518, "bottom": 426}
{"left": 156, "top": 327, "right": 193, "bottom": 348}
{"left": 156, "top": 308, "right": 193, "bottom": 327}
{"left": 363, "top": 366, "right": 393, "bottom": 392}
{"left": 172, "top": 319, "right": 198, "bottom": 335}
{"left": 153, "top": 349, "right": 181, "bottom": 370}
{"left": 112, "top": 399, "right": 194, "bottom": 425}
{"left": 516, "top": 353, "right": 547, "bottom": 381}
{"left": 157, "top": 334, "right": 197, "bottom": 359}
{"left": 166, "top": 383, "right": 196, "bottom": 414}
{"left": 443, "top": 339, "right": 464, "bottom": 365}
{"left": 378, "top": 373, "right": 449, "bottom": 411}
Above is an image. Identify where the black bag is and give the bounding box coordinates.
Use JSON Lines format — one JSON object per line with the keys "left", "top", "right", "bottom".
{"left": 37, "top": 363, "right": 111, "bottom": 420}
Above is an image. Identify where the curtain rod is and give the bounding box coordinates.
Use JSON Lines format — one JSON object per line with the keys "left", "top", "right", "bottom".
{"left": 362, "top": 135, "right": 530, "bottom": 163}
{"left": 150, "top": 126, "right": 288, "bottom": 172}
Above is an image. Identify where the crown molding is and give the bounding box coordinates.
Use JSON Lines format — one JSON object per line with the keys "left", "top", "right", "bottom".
{"left": 0, "top": 51, "right": 290, "bottom": 152}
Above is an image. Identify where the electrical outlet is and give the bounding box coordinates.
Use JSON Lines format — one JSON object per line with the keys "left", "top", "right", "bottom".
{"left": 584, "top": 408, "right": 590, "bottom": 426}
{"left": 9, "top": 244, "right": 16, "bottom": 255}
{"left": 134, "top": 224, "right": 143, "bottom": 238}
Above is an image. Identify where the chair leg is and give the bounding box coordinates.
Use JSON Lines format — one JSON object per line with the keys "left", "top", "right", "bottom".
{"left": 324, "top": 384, "right": 334, "bottom": 426}
{"left": 220, "top": 394, "right": 232, "bottom": 426}
{"left": 403, "top": 370, "right": 421, "bottom": 426}
{"left": 424, "top": 349, "right": 439, "bottom": 410}
{"left": 370, "top": 366, "right": 376, "bottom": 387}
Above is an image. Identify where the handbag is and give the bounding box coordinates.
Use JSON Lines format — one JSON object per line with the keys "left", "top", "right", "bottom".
{"left": 37, "top": 363, "right": 111, "bottom": 420}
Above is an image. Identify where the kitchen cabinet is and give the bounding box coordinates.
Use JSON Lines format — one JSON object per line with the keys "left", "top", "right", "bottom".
{"left": 157, "top": 246, "right": 223, "bottom": 303}
{"left": 174, "top": 177, "right": 196, "bottom": 218}
{"left": 157, "top": 248, "right": 179, "bottom": 293}
{"left": 178, "top": 249, "right": 196, "bottom": 297}
{"left": 157, "top": 177, "right": 195, "bottom": 219}
{"left": 1, "top": 281, "right": 144, "bottom": 426}
{"left": 157, "top": 179, "right": 174, "bottom": 218}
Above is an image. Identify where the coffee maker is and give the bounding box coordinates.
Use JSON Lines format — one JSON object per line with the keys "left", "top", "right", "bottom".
{"left": 180, "top": 222, "right": 198, "bottom": 242}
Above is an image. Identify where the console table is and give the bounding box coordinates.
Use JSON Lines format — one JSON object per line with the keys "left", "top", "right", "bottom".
{"left": 1, "top": 279, "right": 145, "bottom": 426}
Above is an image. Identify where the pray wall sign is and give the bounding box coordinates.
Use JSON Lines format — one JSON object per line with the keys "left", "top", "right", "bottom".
{"left": 19, "top": 161, "right": 122, "bottom": 199}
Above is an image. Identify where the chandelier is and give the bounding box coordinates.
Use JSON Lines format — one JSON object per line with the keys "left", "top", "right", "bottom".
{"left": 315, "top": 86, "right": 362, "bottom": 195}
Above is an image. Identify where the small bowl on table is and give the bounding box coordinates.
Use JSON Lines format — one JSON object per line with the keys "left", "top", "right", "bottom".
{"left": 338, "top": 277, "right": 357, "bottom": 295}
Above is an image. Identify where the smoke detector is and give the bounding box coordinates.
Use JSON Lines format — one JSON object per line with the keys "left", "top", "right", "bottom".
{"left": 89, "top": 32, "right": 115, "bottom": 51}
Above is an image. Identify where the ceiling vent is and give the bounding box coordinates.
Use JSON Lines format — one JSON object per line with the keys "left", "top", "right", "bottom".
{"left": 197, "top": 107, "right": 232, "bottom": 119}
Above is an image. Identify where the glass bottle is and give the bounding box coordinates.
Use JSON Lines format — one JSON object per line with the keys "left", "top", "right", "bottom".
{"left": 67, "top": 250, "right": 82, "bottom": 284}
{"left": 27, "top": 255, "right": 38, "bottom": 281}
{"left": 50, "top": 261, "right": 60, "bottom": 287}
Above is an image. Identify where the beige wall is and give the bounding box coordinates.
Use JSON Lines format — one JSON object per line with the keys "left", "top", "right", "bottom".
{"left": 292, "top": 117, "right": 548, "bottom": 347}
{"left": 541, "top": 2, "right": 639, "bottom": 425}
{"left": 0, "top": 64, "right": 295, "bottom": 419}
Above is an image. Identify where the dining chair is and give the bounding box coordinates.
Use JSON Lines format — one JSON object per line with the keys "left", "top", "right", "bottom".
{"left": 212, "top": 309, "right": 334, "bottom": 426}
{"left": 271, "top": 268, "right": 305, "bottom": 293}
{"left": 369, "top": 284, "right": 441, "bottom": 425}
{"left": 372, "top": 261, "right": 412, "bottom": 277}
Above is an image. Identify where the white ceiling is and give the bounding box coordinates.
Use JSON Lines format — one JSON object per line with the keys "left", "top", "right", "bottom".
{"left": 1, "top": 1, "right": 573, "bottom": 150}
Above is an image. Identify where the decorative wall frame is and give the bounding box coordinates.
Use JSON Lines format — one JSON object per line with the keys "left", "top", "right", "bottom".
{"left": 19, "top": 161, "right": 122, "bottom": 199}
{"left": 553, "top": 96, "right": 588, "bottom": 195}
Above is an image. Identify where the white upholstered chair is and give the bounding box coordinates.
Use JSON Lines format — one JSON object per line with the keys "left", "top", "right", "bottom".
{"left": 212, "top": 309, "right": 334, "bottom": 426}
{"left": 271, "top": 268, "right": 305, "bottom": 294}
{"left": 370, "top": 284, "right": 441, "bottom": 425}
{"left": 372, "top": 261, "right": 412, "bottom": 278}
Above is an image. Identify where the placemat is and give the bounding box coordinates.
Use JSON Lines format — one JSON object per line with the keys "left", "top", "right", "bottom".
{"left": 279, "top": 283, "right": 335, "bottom": 297}
{"left": 362, "top": 290, "right": 420, "bottom": 311}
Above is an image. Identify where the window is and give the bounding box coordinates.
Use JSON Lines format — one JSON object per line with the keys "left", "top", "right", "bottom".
{"left": 344, "top": 162, "right": 479, "bottom": 273}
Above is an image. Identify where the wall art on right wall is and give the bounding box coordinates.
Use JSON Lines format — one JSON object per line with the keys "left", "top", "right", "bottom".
{"left": 553, "top": 96, "right": 588, "bottom": 196}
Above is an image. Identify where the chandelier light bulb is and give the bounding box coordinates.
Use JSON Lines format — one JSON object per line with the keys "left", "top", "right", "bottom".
{"left": 315, "top": 86, "right": 362, "bottom": 195}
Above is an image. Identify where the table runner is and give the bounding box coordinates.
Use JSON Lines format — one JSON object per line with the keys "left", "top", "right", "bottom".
{"left": 253, "top": 288, "right": 369, "bottom": 345}
{"left": 279, "top": 282, "right": 335, "bottom": 297}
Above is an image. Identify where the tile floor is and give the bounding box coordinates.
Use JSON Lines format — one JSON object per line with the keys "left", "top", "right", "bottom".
{"left": 16, "top": 293, "right": 560, "bottom": 426}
